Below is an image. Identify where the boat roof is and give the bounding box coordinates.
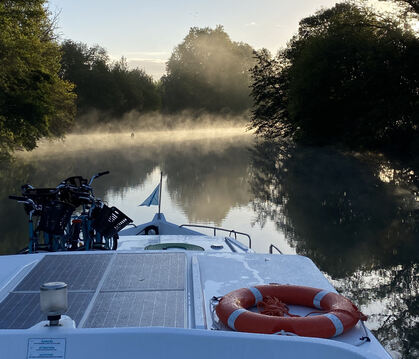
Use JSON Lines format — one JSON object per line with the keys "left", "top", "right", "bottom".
{"left": 0, "top": 250, "right": 391, "bottom": 358}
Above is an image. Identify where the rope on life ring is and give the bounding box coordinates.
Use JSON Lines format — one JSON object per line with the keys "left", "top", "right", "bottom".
{"left": 215, "top": 284, "right": 367, "bottom": 338}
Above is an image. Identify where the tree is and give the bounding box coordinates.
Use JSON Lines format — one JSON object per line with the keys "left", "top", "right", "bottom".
{"left": 250, "top": 3, "right": 419, "bottom": 152}
{"left": 0, "top": 0, "right": 76, "bottom": 155}
{"left": 161, "top": 26, "right": 255, "bottom": 113}
{"left": 110, "top": 58, "right": 160, "bottom": 115}
{"left": 249, "top": 49, "right": 291, "bottom": 138}
{"left": 60, "top": 40, "right": 112, "bottom": 113}
{"left": 60, "top": 40, "right": 160, "bottom": 118}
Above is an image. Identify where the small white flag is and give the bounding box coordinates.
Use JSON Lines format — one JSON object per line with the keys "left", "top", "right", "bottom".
{"left": 139, "top": 184, "right": 160, "bottom": 206}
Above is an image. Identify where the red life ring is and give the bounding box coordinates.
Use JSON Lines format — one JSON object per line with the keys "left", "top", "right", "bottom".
{"left": 215, "top": 284, "right": 367, "bottom": 338}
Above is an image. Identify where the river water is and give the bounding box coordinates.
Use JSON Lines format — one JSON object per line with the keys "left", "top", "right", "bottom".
{"left": 0, "top": 129, "right": 417, "bottom": 358}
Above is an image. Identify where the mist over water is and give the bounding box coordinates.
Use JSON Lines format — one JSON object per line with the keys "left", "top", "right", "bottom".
{"left": 0, "top": 128, "right": 417, "bottom": 358}
{"left": 29, "top": 126, "right": 252, "bottom": 156}
{"left": 70, "top": 110, "right": 251, "bottom": 135}
{"left": 1, "top": 128, "right": 260, "bottom": 252}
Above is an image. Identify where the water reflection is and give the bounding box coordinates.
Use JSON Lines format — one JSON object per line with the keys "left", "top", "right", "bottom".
{"left": 0, "top": 133, "right": 417, "bottom": 357}
{"left": 0, "top": 130, "right": 253, "bottom": 253}
{"left": 333, "top": 264, "right": 418, "bottom": 358}
{"left": 249, "top": 140, "right": 418, "bottom": 358}
{"left": 161, "top": 143, "right": 251, "bottom": 224}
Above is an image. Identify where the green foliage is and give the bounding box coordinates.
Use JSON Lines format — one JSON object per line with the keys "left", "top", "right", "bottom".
{"left": 60, "top": 40, "right": 160, "bottom": 118}
{"left": 250, "top": 3, "right": 419, "bottom": 152}
{"left": 379, "top": 0, "right": 419, "bottom": 16}
{"left": 111, "top": 58, "right": 161, "bottom": 114}
{"left": 161, "top": 26, "right": 255, "bottom": 113}
{"left": 0, "top": 0, "right": 76, "bottom": 154}
{"left": 249, "top": 49, "right": 291, "bottom": 138}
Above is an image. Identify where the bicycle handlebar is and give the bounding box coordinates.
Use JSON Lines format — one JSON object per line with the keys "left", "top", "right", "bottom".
{"left": 9, "top": 195, "right": 38, "bottom": 209}
{"left": 9, "top": 195, "right": 28, "bottom": 202}
{"left": 12, "top": 171, "right": 109, "bottom": 209}
{"left": 89, "top": 170, "right": 110, "bottom": 185}
{"left": 78, "top": 195, "right": 95, "bottom": 203}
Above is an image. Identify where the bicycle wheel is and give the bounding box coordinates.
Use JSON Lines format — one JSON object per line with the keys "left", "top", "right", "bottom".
{"left": 67, "top": 220, "right": 82, "bottom": 250}
{"left": 110, "top": 234, "right": 118, "bottom": 250}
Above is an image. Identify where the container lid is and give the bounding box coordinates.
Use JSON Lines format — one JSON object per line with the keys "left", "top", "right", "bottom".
{"left": 40, "top": 282, "right": 67, "bottom": 291}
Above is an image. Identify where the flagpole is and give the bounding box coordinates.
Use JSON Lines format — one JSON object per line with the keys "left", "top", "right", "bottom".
{"left": 158, "top": 171, "right": 163, "bottom": 217}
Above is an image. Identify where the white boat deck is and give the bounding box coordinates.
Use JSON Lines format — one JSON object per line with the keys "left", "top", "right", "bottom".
{"left": 0, "top": 245, "right": 392, "bottom": 358}
{"left": 118, "top": 234, "right": 250, "bottom": 253}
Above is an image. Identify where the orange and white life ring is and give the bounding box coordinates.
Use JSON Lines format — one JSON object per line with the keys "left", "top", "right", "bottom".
{"left": 215, "top": 284, "right": 367, "bottom": 338}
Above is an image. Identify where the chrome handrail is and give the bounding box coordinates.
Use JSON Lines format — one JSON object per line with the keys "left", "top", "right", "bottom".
{"left": 269, "top": 244, "right": 283, "bottom": 254}
{"left": 179, "top": 224, "right": 252, "bottom": 248}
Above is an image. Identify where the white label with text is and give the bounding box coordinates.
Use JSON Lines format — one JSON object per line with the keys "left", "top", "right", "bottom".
{"left": 27, "top": 338, "right": 66, "bottom": 358}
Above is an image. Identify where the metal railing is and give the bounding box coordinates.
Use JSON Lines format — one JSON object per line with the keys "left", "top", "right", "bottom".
{"left": 179, "top": 224, "right": 252, "bottom": 249}
{"left": 269, "top": 244, "right": 283, "bottom": 254}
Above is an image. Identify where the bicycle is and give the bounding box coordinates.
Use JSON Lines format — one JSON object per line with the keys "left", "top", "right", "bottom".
{"left": 8, "top": 196, "right": 42, "bottom": 253}
{"left": 9, "top": 171, "right": 132, "bottom": 253}
{"left": 58, "top": 171, "right": 130, "bottom": 251}
{"left": 9, "top": 190, "right": 74, "bottom": 253}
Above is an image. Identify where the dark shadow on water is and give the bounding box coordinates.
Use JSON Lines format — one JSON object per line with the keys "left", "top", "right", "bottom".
{"left": 249, "top": 140, "right": 418, "bottom": 358}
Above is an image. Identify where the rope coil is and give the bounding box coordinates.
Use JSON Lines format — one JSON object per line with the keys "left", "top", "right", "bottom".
{"left": 257, "top": 296, "right": 300, "bottom": 317}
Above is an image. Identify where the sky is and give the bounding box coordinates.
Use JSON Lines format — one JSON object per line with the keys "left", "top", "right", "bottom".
{"left": 48, "top": 0, "right": 393, "bottom": 79}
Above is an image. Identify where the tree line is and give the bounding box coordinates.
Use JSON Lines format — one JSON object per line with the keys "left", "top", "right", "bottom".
{"left": 0, "top": 1, "right": 255, "bottom": 156}
{"left": 60, "top": 41, "right": 161, "bottom": 118}
{"left": 1, "top": 0, "right": 418, "bottom": 156}
{"left": 250, "top": 1, "right": 419, "bottom": 154}
{"left": 60, "top": 25, "right": 255, "bottom": 122}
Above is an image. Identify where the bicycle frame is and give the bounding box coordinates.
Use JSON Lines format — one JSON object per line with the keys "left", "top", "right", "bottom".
{"left": 10, "top": 170, "right": 128, "bottom": 253}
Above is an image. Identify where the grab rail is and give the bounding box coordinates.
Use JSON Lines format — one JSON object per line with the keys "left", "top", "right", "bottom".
{"left": 269, "top": 244, "right": 283, "bottom": 254}
{"left": 179, "top": 224, "right": 252, "bottom": 248}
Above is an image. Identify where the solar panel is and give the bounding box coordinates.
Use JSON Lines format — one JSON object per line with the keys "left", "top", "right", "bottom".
{"left": 102, "top": 253, "right": 186, "bottom": 291}
{"left": 83, "top": 290, "right": 185, "bottom": 328}
{"left": 16, "top": 254, "right": 112, "bottom": 291}
{"left": 0, "top": 292, "right": 93, "bottom": 329}
{"left": 2, "top": 252, "right": 187, "bottom": 329}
